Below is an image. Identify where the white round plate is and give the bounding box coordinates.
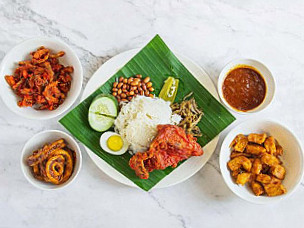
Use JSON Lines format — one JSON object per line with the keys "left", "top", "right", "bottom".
{"left": 0, "top": 37, "right": 83, "bottom": 120}
{"left": 82, "top": 49, "right": 219, "bottom": 189}
{"left": 220, "top": 119, "right": 304, "bottom": 204}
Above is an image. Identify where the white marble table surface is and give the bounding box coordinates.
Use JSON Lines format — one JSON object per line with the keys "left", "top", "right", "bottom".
{"left": 1, "top": 0, "right": 304, "bottom": 227}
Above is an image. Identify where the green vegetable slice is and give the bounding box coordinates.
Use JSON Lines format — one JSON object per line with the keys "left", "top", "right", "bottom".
{"left": 159, "top": 76, "right": 179, "bottom": 103}
{"left": 88, "top": 94, "right": 118, "bottom": 132}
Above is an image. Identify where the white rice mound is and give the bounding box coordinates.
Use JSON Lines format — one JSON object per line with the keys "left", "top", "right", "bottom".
{"left": 114, "top": 96, "right": 181, "bottom": 154}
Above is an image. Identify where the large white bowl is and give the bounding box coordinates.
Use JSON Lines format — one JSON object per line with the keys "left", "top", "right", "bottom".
{"left": 220, "top": 119, "right": 304, "bottom": 204}
{"left": 0, "top": 37, "right": 83, "bottom": 120}
{"left": 218, "top": 59, "right": 275, "bottom": 114}
{"left": 21, "top": 130, "right": 82, "bottom": 190}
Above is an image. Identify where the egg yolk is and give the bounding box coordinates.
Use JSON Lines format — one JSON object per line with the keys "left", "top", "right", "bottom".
{"left": 107, "top": 135, "right": 123, "bottom": 152}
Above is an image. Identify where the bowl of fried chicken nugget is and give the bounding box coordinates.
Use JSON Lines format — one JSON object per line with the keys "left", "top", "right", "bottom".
{"left": 220, "top": 119, "right": 304, "bottom": 204}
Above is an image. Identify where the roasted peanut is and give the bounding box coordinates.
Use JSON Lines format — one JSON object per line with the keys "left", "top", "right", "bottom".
{"left": 117, "top": 89, "right": 122, "bottom": 95}
{"left": 149, "top": 94, "right": 154, "bottom": 98}
{"left": 135, "top": 90, "right": 139, "bottom": 94}
{"left": 143, "top": 77, "right": 150, "bottom": 83}
{"left": 112, "top": 88, "right": 118, "bottom": 92}
{"left": 127, "top": 77, "right": 134, "bottom": 84}
{"left": 146, "top": 82, "right": 152, "bottom": 88}
{"left": 122, "top": 89, "right": 128, "bottom": 93}
{"left": 140, "top": 90, "right": 144, "bottom": 95}
{"left": 119, "top": 76, "right": 124, "bottom": 82}
{"left": 141, "top": 84, "right": 147, "bottom": 91}
{"left": 144, "top": 91, "right": 150, "bottom": 96}
{"left": 112, "top": 92, "right": 117, "bottom": 96}
{"left": 117, "top": 82, "right": 123, "bottom": 88}
{"left": 123, "top": 78, "right": 128, "bottom": 84}
{"left": 148, "top": 87, "right": 154, "bottom": 92}
{"left": 136, "top": 74, "right": 142, "bottom": 78}
{"left": 113, "top": 82, "right": 118, "bottom": 88}
{"left": 121, "top": 98, "right": 128, "bottom": 102}
{"left": 122, "top": 84, "right": 127, "bottom": 90}
{"left": 131, "top": 81, "right": 139, "bottom": 86}
{"left": 121, "top": 93, "right": 127, "bottom": 98}
{"left": 129, "top": 91, "right": 135, "bottom": 96}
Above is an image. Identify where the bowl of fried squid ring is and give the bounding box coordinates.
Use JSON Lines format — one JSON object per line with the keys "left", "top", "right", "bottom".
{"left": 21, "top": 130, "right": 82, "bottom": 190}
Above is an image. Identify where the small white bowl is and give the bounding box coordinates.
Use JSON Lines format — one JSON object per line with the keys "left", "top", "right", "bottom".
{"left": 219, "top": 119, "right": 304, "bottom": 204}
{"left": 218, "top": 59, "right": 275, "bottom": 114}
{"left": 21, "top": 130, "right": 82, "bottom": 190}
{"left": 0, "top": 37, "right": 83, "bottom": 120}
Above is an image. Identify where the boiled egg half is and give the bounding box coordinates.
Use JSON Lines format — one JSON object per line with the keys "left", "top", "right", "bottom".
{"left": 100, "top": 131, "right": 129, "bottom": 155}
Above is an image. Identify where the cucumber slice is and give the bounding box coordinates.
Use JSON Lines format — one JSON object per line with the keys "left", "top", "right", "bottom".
{"left": 88, "top": 94, "right": 118, "bottom": 132}
{"left": 88, "top": 113, "right": 115, "bottom": 132}
{"left": 89, "top": 94, "right": 118, "bottom": 117}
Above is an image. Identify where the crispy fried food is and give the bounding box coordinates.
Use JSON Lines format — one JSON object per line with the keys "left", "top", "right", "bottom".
{"left": 261, "top": 153, "right": 280, "bottom": 166}
{"left": 256, "top": 174, "right": 272, "bottom": 184}
{"left": 270, "top": 165, "right": 286, "bottom": 180}
{"left": 26, "top": 139, "right": 76, "bottom": 185}
{"left": 227, "top": 133, "right": 287, "bottom": 197}
{"left": 230, "top": 134, "right": 248, "bottom": 152}
{"left": 230, "top": 151, "right": 252, "bottom": 159}
{"left": 248, "top": 133, "right": 267, "bottom": 144}
{"left": 264, "top": 183, "right": 287, "bottom": 197}
{"left": 236, "top": 173, "right": 251, "bottom": 185}
{"left": 227, "top": 156, "right": 252, "bottom": 172}
{"left": 246, "top": 144, "right": 266, "bottom": 155}
{"left": 251, "top": 181, "right": 264, "bottom": 196}
{"left": 129, "top": 125, "right": 204, "bottom": 179}
{"left": 252, "top": 158, "right": 262, "bottom": 175}
{"left": 171, "top": 93, "right": 204, "bottom": 137}
{"left": 4, "top": 46, "right": 73, "bottom": 110}
{"left": 45, "top": 149, "right": 74, "bottom": 184}
{"left": 275, "top": 145, "right": 283, "bottom": 157}
{"left": 27, "top": 139, "right": 65, "bottom": 166}
{"left": 264, "top": 136, "right": 276, "bottom": 155}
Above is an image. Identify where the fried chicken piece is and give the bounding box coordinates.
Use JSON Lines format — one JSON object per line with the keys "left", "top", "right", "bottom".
{"left": 256, "top": 174, "right": 272, "bottom": 184}
{"left": 229, "top": 134, "right": 248, "bottom": 152}
{"left": 264, "top": 183, "right": 287, "bottom": 196}
{"left": 261, "top": 153, "right": 280, "bottom": 166}
{"left": 270, "top": 165, "right": 286, "bottom": 180}
{"left": 252, "top": 158, "right": 262, "bottom": 175}
{"left": 264, "top": 136, "right": 276, "bottom": 155}
{"left": 251, "top": 181, "right": 264, "bottom": 196}
{"left": 227, "top": 156, "right": 252, "bottom": 172}
{"left": 246, "top": 144, "right": 266, "bottom": 155}
{"left": 129, "top": 125, "right": 204, "bottom": 179}
{"left": 275, "top": 145, "right": 283, "bottom": 157}
{"left": 236, "top": 173, "right": 251, "bottom": 185}
{"left": 248, "top": 133, "right": 267, "bottom": 144}
{"left": 230, "top": 151, "right": 252, "bottom": 159}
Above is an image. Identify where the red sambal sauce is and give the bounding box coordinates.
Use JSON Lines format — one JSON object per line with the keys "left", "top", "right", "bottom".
{"left": 222, "top": 66, "right": 266, "bottom": 111}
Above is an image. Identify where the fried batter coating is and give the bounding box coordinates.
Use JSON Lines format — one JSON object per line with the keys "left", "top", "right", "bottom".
{"left": 270, "top": 165, "right": 286, "bottom": 180}
{"left": 252, "top": 158, "right": 262, "bottom": 175}
{"left": 248, "top": 133, "right": 267, "bottom": 144}
{"left": 256, "top": 174, "right": 272, "bottom": 184}
{"left": 251, "top": 181, "right": 264, "bottom": 196}
{"left": 246, "top": 144, "right": 266, "bottom": 155}
{"left": 275, "top": 145, "right": 283, "bottom": 157}
{"left": 264, "top": 183, "right": 287, "bottom": 196}
{"left": 230, "top": 151, "right": 252, "bottom": 159}
{"left": 261, "top": 153, "right": 280, "bottom": 166}
{"left": 236, "top": 173, "right": 251, "bottom": 185}
{"left": 227, "top": 156, "right": 252, "bottom": 172}
{"left": 264, "top": 136, "right": 276, "bottom": 155}
{"left": 228, "top": 133, "right": 287, "bottom": 197}
{"left": 230, "top": 134, "right": 248, "bottom": 152}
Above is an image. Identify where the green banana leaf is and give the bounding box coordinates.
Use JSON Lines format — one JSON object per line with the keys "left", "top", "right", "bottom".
{"left": 59, "top": 35, "right": 235, "bottom": 191}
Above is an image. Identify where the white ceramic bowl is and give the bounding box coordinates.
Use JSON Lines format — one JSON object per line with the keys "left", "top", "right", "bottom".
{"left": 218, "top": 59, "right": 275, "bottom": 114}
{"left": 220, "top": 119, "right": 304, "bottom": 204}
{"left": 21, "top": 130, "right": 82, "bottom": 190}
{"left": 0, "top": 37, "right": 83, "bottom": 119}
